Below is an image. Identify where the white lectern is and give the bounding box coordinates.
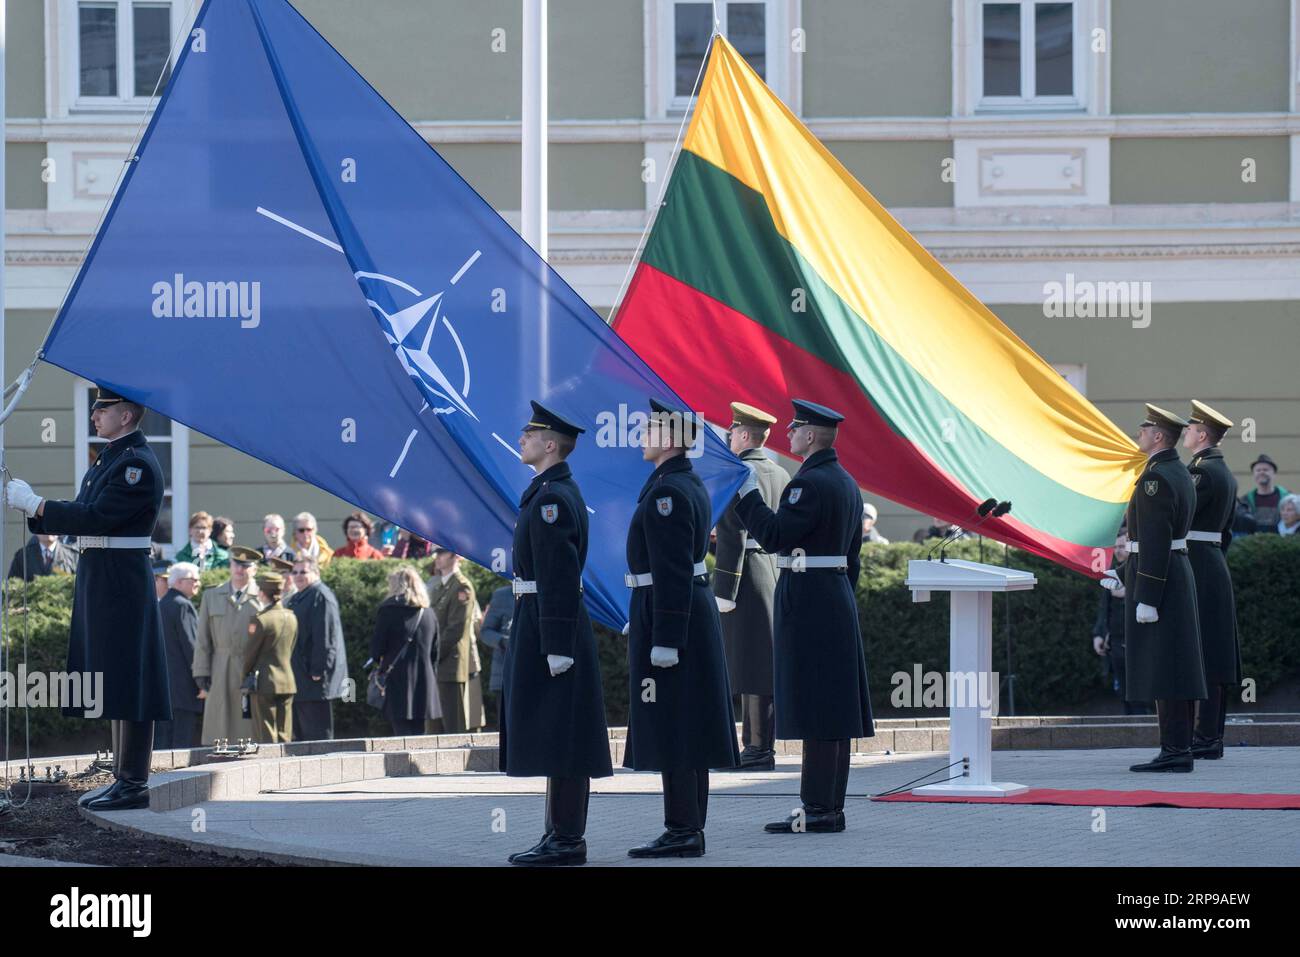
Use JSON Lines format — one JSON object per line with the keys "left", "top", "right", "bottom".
{"left": 904, "top": 559, "right": 1037, "bottom": 797}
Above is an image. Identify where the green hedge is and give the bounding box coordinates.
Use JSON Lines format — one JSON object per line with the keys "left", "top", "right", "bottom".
{"left": 4, "top": 536, "right": 1298, "bottom": 750}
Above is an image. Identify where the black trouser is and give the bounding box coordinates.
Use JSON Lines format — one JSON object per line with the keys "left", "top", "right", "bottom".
{"left": 662, "top": 769, "right": 710, "bottom": 832}
{"left": 389, "top": 716, "right": 425, "bottom": 737}
{"left": 741, "top": 694, "right": 775, "bottom": 753}
{"left": 801, "top": 739, "right": 850, "bottom": 812}
{"left": 154, "top": 710, "right": 202, "bottom": 750}
{"left": 117, "top": 719, "right": 155, "bottom": 786}
{"left": 1155, "top": 699, "right": 1195, "bottom": 753}
{"left": 1194, "top": 684, "right": 1231, "bottom": 743}
{"left": 544, "top": 776, "right": 591, "bottom": 839}
{"left": 293, "top": 699, "right": 334, "bottom": 741}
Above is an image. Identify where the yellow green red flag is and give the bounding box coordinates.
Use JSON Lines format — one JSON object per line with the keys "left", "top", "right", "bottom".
{"left": 614, "top": 35, "right": 1144, "bottom": 576}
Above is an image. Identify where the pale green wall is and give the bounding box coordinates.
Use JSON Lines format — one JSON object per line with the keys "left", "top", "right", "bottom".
{"left": 296, "top": 0, "right": 642, "bottom": 122}
{"left": 6, "top": 0, "right": 45, "bottom": 118}
{"left": 1111, "top": 137, "right": 1290, "bottom": 204}
{"left": 6, "top": 143, "right": 48, "bottom": 209}
{"left": 824, "top": 140, "right": 953, "bottom": 207}
{"left": 803, "top": 0, "right": 952, "bottom": 117}
{"left": 1112, "top": 0, "right": 1290, "bottom": 113}
{"left": 436, "top": 142, "right": 646, "bottom": 209}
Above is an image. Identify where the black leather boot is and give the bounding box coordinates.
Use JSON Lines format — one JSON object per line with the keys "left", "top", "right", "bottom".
{"left": 87, "top": 720, "right": 154, "bottom": 811}
{"left": 764, "top": 806, "right": 846, "bottom": 833}
{"left": 627, "top": 828, "right": 704, "bottom": 858}
{"left": 79, "top": 720, "right": 122, "bottom": 808}
{"left": 737, "top": 747, "right": 776, "bottom": 771}
{"left": 510, "top": 834, "right": 588, "bottom": 866}
{"left": 1130, "top": 699, "right": 1193, "bottom": 772}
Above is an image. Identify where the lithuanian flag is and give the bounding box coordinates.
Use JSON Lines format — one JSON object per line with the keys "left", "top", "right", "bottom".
{"left": 614, "top": 36, "right": 1145, "bottom": 576}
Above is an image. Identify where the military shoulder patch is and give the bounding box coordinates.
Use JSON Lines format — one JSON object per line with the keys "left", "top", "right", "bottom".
{"left": 1143, "top": 480, "right": 1159, "bottom": 496}
{"left": 541, "top": 503, "right": 560, "bottom": 524}
{"left": 787, "top": 487, "right": 803, "bottom": 505}
{"left": 655, "top": 496, "right": 673, "bottom": 517}
{"left": 1192, "top": 472, "right": 1202, "bottom": 486}
{"left": 124, "top": 466, "right": 142, "bottom": 486}
{"left": 457, "top": 588, "right": 470, "bottom": 603}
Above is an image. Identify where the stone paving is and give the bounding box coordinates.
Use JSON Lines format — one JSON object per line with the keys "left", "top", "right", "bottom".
{"left": 90, "top": 746, "right": 1300, "bottom": 866}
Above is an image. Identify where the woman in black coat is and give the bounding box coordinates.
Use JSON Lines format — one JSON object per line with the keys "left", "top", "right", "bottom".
{"left": 369, "top": 565, "right": 439, "bottom": 736}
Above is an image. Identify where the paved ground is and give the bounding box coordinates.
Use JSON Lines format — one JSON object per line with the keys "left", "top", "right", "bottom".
{"left": 97, "top": 748, "right": 1300, "bottom": 866}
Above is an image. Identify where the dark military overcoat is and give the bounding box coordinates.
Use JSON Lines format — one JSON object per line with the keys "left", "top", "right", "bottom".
{"left": 623, "top": 455, "right": 739, "bottom": 772}
{"left": 502, "top": 461, "right": 613, "bottom": 779}
{"left": 1187, "top": 446, "right": 1241, "bottom": 684}
{"left": 1123, "top": 447, "right": 1207, "bottom": 701}
{"left": 735, "top": 447, "right": 873, "bottom": 740}
{"left": 30, "top": 429, "right": 171, "bottom": 721}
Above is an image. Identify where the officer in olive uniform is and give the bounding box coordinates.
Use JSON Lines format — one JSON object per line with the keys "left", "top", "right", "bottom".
{"left": 6, "top": 386, "right": 169, "bottom": 812}
{"left": 624, "top": 398, "right": 739, "bottom": 859}
{"left": 734, "top": 400, "right": 872, "bottom": 833}
{"left": 1183, "top": 401, "right": 1240, "bottom": 760}
{"left": 428, "top": 548, "right": 480, "bottom": 733}
{"left": 713, "top": 401, "right": 789, "bottom": 771}
{"left": 503, "top": 401, "right": 613, "bottom": 867}
{"left": 242, "top": 569, "right": 298, "bottom": 743}
{"left": 1109, "top": 404, "right": 1206, "bottom": 772}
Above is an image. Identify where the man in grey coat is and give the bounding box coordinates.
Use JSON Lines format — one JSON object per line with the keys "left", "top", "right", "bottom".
{"left": 285, "top": 555, "right": 349, "bottom": 740}
{"left": 712, "top": 401, "right": 789, "bottom": 771}
{"left": 155, "top": 561, "right": 204, "bottom": 749}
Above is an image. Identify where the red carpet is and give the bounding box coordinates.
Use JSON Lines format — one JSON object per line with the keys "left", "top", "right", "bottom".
{"left": 872, "top": 788, "right": 1300, "bottom": 810}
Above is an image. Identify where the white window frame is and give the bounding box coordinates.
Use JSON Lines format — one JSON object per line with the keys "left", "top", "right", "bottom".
{"left": 74, "top": 378, "right": 189, "bottom": 558}
{"left": 49, "top": 0, "right": 196, "bottom": 117}
{"left": 1051, "top": 363, "right": 1087, "bottom": 396}
{"left": 646, "top": 0, "right": 801, "bottom": 119}
{"left": 955, "top": 0, "right": 1108, "bottom": 116}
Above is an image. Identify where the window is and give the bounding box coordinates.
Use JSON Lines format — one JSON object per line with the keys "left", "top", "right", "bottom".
{"left": 977, "top": 1, "right": 1081, "bottom": 110}
{"left": 65, "top": 0, "right": 187, "bottom": 111}
{"left": 1051, "top": 363, "right": 1087, "bottom": 396}
{"left": 74, "top": 380, "right": 189, "bottom": 557}
{"left": 651, "top": 0, "right": 797, "bottom": 118}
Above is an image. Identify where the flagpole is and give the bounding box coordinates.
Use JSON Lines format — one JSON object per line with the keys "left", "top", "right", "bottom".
{"left": 1, "top": 0, "right": 8, "bottom": 492}
{"left": 521, "top": 0, "right": 548, "bottom": 392}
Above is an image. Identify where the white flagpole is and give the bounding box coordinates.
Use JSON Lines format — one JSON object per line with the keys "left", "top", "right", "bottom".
{"left": 521, "top": 0, "right": 548, "bottom": 392}
{"left": 1, "top": 0, "right": 8, "bottom": 488}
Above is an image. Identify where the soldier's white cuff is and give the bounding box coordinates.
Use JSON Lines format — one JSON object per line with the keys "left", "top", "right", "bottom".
{"left": 716, "top": 597, "right": 737, "bottom": 613}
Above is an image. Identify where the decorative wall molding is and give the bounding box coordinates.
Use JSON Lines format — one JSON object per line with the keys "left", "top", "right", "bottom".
{"left": 955, "top": 136, "right": 1108, "bottom": 206}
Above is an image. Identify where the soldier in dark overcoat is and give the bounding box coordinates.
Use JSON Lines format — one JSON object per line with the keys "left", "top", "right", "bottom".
{"left": 624, "top": 398, "right": 739, "bottom": 860}
{"left": 1109, "top": 404, "right": 1206, "bottom": 772}
{"left": 1183, "top": 401, "right": 1241, "bottom": 760}
{"left": 734, "top": 399, "right": 872, "bottom": 833}
{"left": 713, "top": 401, "right": 788, "bottom": 771}
{"left": 503, "top": 401, "right": 612, "bottom": 867}
{"left": 6, "top": 387, "right": 169, "bottom": 810}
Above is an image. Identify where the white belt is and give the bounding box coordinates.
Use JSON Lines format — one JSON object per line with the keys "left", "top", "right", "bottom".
{"left": 624, "top": 562, "right": 708, "bottom": 587}
{"left": 775, "top": 555, "right": 848, "bottom": 569}
{"left": 1186, "top": 530, "right": 1224, "bottom": 544}
{"left": 512, "top": 579, "right": 537, "bottom": 596}
{"left": 744, "top": 537, "right": 763, "bottom": 551}
{"left": 1127, "top": 539, "right": 1187, "bottom": 553}
{"left": 76, "top": 535, "right": 153, "bottom": 550}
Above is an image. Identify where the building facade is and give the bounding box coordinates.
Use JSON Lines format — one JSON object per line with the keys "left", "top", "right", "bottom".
{"left": 4, "top": 0, "right": 1298, "bottom": 551}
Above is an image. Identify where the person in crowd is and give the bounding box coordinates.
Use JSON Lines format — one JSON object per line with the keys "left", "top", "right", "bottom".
{"left": 291, "top": 511, "right": 333, "bottom": 566}
{"left": 334, "top": 510, "right": 385, "bottom": 560}
{"left": 156, "top": 562, "right": 204, "bottom": 749}
{"left": 426, "top": 548, "right": 485, "bottom": 733}
{"left": 261, "top": 513, "right": 294, "bottom": 563}
{"left": 393, "top": 530, "right": 432, "bottom": 560}
{"left": 242, "top": 569, "right": 297, "bottom": 744}
{"left": 192, "top": 545, "right": 263, "bottom": 743}
{"left": 175, "top": 511, "right": 228, "bottom": 570}
{"left": 1240, "top": 455, "right": 1290, "bottom": 534}
{"left": 369, "top": 564, "right": 439, "bottom": 736}
{"left": 284, "top": 554, "right": 349, "bottom": 740}
{"left": 1277, "top": 494, "right": 1300, "bottom": 536}
{"left": 1090, "top": 530, "right": 1149, "bottom": 715}
{"left": 862, "top": 502, "right": 890, "bottom": 544}
{"left": 8, "top": 532, "right": 78, "bottom": 581}
{"left": 478, "top": 582, "right": 514, "bottom": 724}
{"left": 153, "top": 558, "right": 171, "bottom": 599}
{"left": 911, "top": 517, "right": 963, "bottom": 543}
{"left": 212, "top": 516, "right": 236, "bottom": 552}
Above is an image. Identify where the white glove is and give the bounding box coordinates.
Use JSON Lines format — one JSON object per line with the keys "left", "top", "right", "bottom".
{"left": 1092, "top": 636, "right": 1106, "bottom": 656}
{"left": 737, "top": 463, "right": 759, "bottom": 498}
{"left": 1099, "top": 569, "right": 1121, "bottom": 592}
{"left": 546, "top": 654, "right": 574, "bottom": 677}
{"left": 716, "top": 597, "right": 737, "bottom": 613}
{"left": 5, "top": 479, "right": 43, "bottom": 516}
{"left": 1135, "top": 603, "right": 1159, "bottom": 624}
{"left": 650, "top": 646, "right": 679, "bottom": 668}
{"left": 621, "top": 623, "right": 630, "bottom": 637}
